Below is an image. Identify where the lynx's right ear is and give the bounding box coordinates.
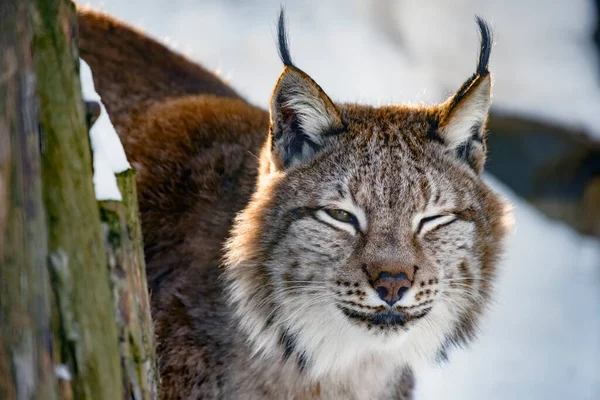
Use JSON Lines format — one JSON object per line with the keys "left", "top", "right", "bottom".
{"left": 269, "top": 9, "right": 344, "bottom": 169}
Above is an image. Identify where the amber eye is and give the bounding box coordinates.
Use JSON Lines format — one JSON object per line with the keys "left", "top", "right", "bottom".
{"left": 325, "top": 208, "right": 355, "bottom": 223}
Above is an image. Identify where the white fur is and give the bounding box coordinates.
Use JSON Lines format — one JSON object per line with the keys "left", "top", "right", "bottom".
{"left": 276, "top": 290, "right": 462, "bottom": 387}
{"left": 283, "top": 94, "right": 336, "bottom": 143}
{"left": 228, "top": 255, "right": 479, "bottom": 390}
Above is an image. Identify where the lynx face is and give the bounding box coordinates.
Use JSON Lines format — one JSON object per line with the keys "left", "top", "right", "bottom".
{"left": 224, "top": 13, "right": 512, "bottom": 380}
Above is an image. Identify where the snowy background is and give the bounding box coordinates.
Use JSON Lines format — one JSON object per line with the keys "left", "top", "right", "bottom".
{"left": 80, "top": 0, "right": 600, "bottom": 399}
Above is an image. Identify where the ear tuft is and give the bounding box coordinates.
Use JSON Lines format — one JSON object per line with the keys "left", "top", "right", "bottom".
{"left": 475, "top": 16, "right": 493, "bottom": 75}
{"left": 277, "top": 7, "right": 294, "bottom": 67}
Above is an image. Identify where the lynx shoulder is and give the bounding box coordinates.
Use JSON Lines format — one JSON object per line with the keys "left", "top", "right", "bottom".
{"left": 78, "top": 7, "right": 512, "bottom": 399}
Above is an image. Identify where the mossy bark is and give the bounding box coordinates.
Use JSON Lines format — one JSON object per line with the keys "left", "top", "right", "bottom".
{"left": 1, "top": 1, "right": 158, "bottom": 399}
{"left": 0, "top": 1, "right": 57, "bottom": 399}
{"left": 100, "top": 169, "right": 159, "bottom": 400}
{"left": 34, "top": 0, "right": 124, "bottom": 399}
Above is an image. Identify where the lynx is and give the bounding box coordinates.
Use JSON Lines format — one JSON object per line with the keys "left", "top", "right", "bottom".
{"left": 79, "top": 7, "right": 512, "bottom": 399}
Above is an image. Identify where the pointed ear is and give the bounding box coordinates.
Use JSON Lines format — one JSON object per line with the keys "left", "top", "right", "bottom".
{"left": 269, "top": 66, "right": 344, "bottom": 169}
{"left": 268, "top": 7, "right": 344, "bottom": 169}
{"left": 438, "top": 74, "right": 491, "bottom": 173}
{"left": 436, "top": 17, "right": 493, "bottom": 174}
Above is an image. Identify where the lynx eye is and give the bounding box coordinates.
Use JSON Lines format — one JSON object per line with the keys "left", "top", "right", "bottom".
{"left": 324, "top": 208, "right": 355, "bottom": 224}
{"left": 417, "top": 214, "right": 457, "bottom": 234}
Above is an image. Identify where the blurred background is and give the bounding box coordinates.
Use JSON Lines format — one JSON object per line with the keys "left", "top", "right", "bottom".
{"left": 81, "top": 1, "right": 600, "bottom": 399}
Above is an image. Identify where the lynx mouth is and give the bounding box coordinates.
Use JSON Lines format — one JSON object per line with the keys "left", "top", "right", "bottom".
{"left": 338, "top": 306, "right": 431, "bottom": 327}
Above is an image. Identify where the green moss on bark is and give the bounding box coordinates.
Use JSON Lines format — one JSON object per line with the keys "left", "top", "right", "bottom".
{"left": 34, "top": 0, "right": 123, "bottom": 398}
{"left": 101, "top": 168, "right": 159, "bottom": 399}
{"left": 0, "top": 1, "right": 57, "bottom": 398}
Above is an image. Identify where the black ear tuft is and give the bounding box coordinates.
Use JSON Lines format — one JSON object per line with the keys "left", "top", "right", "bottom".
{"left": 475, "top": 16, "right": 493, "bottom": 75}
{"left": 277, "top": 7, "right": 294, "bottom": 67}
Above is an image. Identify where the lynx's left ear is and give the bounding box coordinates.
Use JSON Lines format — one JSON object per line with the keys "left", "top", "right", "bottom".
{"left": 436, "top": 17, "right": 493, "bottom": 174}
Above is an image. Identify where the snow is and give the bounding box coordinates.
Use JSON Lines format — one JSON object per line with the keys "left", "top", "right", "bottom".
{"left": 79, "top": 58, "right": 131, "bottom": 201}
{"left": 78, "top": 0, "right": 600, "bottom": 398}
{"left": 80, "top": 0, "right": 600, "bottom": 140}
{"left": 54, "top": 364, "right": 72, "bottom": 381}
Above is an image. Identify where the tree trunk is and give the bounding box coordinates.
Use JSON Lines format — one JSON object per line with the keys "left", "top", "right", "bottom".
{"left": 0, "top": 1, "right": 57, "bottom": 399}
{"left": 100, "top": 169, "right": 159, "bottom": 400}
{"left": 1, "top": 1, "right": 158, "bottom": 399}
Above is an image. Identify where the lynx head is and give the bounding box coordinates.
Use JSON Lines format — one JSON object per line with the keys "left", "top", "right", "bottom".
{"left": 224, "top": 10, "right": 512, "bottom": 380}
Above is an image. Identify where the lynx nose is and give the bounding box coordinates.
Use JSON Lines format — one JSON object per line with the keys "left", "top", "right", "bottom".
{"left": 372, "top": 272, "right": 412, "bottom": 306}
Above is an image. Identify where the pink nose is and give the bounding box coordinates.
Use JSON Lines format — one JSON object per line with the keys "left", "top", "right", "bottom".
{"left": 372, "top": 272, "right": 412, "bottom": 306}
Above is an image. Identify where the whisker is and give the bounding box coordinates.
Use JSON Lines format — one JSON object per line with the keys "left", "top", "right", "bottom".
{"left": 439, "top": 295, "right": 483, "bottom": 331}
{"left": 442, "top": 277, "right": 486, "bottom": 282}
{"left": 440, "top": 289, "right": 486, "bottom": 308}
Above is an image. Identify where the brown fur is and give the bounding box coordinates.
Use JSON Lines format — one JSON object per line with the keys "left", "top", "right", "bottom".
{"left": 78, "top": 8, "right": 267, "bottom": 293}
{"left": 78, "top": 8, "right": 511, "bottom": 399}
{"left": 78, "top": 10, "right": 270, "bottom": 397}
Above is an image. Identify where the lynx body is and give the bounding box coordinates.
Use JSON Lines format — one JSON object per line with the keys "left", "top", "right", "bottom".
{"left": 78, "top": 8, "right": 512, "bottom": 399}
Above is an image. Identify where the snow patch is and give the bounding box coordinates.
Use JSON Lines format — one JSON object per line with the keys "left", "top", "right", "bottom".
{"left": 79, "top": 58, "right": 131, "bottom": 201}
{"left": 54, "top": 364, "right": 72, "bottom": 381}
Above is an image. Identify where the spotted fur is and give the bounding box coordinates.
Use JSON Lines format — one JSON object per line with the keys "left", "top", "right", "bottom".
{"left": 79, "top": 7, "right": 512, "bottom": 400}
